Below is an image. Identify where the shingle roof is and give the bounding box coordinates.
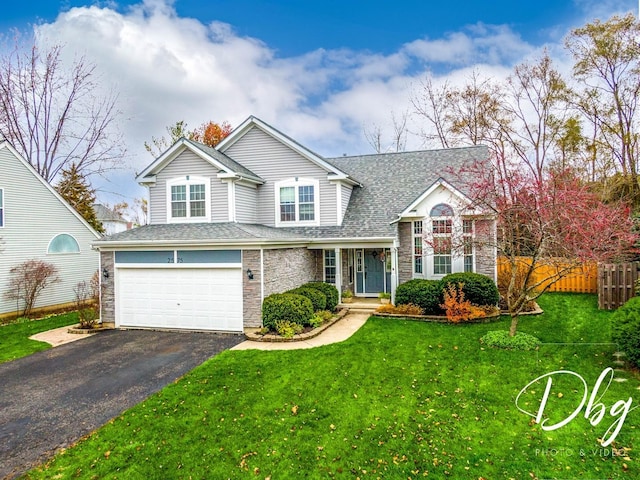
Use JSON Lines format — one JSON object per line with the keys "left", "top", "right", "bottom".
{"left": 183, "top": 138, "right": 265, "bottom": 183}
{"left": 326, "top": 145, "right": 488, "bottom": 237}
{"left": 94, "top": 204, "right": 127, "bottom": 223}
{"left": 97, "top": 222, "right": 307, "bottom": 244}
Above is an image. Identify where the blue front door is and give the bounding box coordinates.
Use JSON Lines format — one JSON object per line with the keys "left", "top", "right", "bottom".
{"left": 364, "top": 250, "right": 385, "bottom": 293}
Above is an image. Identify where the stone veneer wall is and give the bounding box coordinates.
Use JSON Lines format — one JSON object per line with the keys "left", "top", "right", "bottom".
{"left": 263, "top": 248, "right": 322, "bottom": 297}
{"left": 398, "top": 222, "right": 413, "bottom": 284}
{"left": 100, "top": 251, "right": 115, "bottom": 326}
{"left": 474, "top": 219, "right": 497, "bottom": 282}
{"left": 242, "top": 249, "right": 262, "bottom": 327}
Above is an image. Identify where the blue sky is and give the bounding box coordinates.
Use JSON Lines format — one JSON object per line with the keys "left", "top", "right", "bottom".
{"left": 0, "top": 0, "right": 637, "bottom": 204}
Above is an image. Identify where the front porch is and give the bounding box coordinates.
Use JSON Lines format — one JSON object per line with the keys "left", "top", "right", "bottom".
{"left": 320, "top": 246, "right": 396, "bottom": 302}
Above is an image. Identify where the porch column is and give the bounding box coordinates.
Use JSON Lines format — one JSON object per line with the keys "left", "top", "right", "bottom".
{"left": 335, "top": 247, "right": 342, "bottom": 301}
{"left": 391, "top": 241, "right": 399, "bottom": 304}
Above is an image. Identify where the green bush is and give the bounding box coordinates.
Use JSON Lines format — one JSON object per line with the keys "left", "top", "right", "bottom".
{"left": 288, "top": 287, "right": 327, "bottom": 311}
{"left": 274, "top": 320, "right": 304, "bottom": 338}
{"left": 480, "top": 330, "right": 541, "bottom": 351}
{"left": 315, "top": 310, "right": 334, "bottom": 321}
{"left": 262, "top": 293, "right": 314, "bottom": 330}
{"left": 441, "top": 273, "right": 499, "bottom": 307}
{"left": 611, "top": 296, "right": 640, "bottom": 368}
{"left": 303, "top": 282, "right": 339, "bottom": 311}
{"left": 395, "top": 279, "right": 443, "bottom": 315}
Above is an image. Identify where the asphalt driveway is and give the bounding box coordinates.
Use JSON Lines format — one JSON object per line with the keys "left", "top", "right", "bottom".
{"left": 0, "top": 329, "right": 244, "bottom": 479}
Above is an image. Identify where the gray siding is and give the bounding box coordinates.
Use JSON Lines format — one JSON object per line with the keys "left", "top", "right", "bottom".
{"left": 341, "top": 184, "right": 352, "bottom": 223}
{"left": 148, "top": 149, "right": 228, "bottom": 224}
{"left": 224, "top": 126, "right": 337, "bottom": 226}
{"left": 0, "top": 146, "right": 100, "bottom": 316}
{"left": 235, "top": 184, "right": 257, "bottom": 223}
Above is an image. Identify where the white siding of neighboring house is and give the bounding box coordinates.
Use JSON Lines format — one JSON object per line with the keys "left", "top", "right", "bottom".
{"left": 223, "top": 126, "right": 338, "bottom": 227}
{"left": 148, "top": 149, "right": 229, "bottom": 224}
{"left": 103, "top": 220, "right": 128, "bottom": 236}
{"left": 0, "top": 145, "right": 100, "bottom": 315}
{"left": 235, "top": 184, "right": 257, "bottom": 223}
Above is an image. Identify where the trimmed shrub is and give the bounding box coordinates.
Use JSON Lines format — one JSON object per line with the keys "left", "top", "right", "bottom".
{"left": 441, "top": 282, "right": 486, "bottom": 323}
{"left": 262, "top": 293, "right": 314, "bottom": 330}
{"left": 395, "top": 279, "right": 443, "bottom": 315}
{"left": 441, "top": 272, "right": 499, "bottom": 307}
{"left": 611, "top": 296, "right": 640, "bottom": 368}
{"left": 315, "top": 310, "right": 334, "bottom": 321}
{"left": 288, "top": 287, "right": 327, "bottom": 311}
{"left": 303, "top": 282, "right": 339, "bottom": 311}
{"left": 480, "top": 330, "right": 541, "bottom": 351}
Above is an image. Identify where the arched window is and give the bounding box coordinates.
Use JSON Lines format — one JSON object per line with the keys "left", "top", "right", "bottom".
{"left": 48, "top": 234, "right": 80, "bottom": 254}
{"left": 430, "top": 203, "right": 453, "bottom": 275}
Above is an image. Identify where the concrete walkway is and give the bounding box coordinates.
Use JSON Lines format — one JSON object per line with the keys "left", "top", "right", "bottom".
{"left": 231, "top": 311, "right": 370, "bottom": 350}
{"left": 32, "top": 311, "right": 371, "bottom": 350}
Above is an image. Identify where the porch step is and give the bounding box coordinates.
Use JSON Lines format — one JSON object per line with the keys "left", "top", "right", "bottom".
{"left": 339, "top": 302, "right": 380, "bottom": 313}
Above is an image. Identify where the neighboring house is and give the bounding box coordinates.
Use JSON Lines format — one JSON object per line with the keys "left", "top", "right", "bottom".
{"left": 94, "top": 116, "right": 496, "bottom": 332}
{"left": 0, "top": 136, "right": 101, "bottom": 318}
{"left": 94, "top": 204, "right": 130, "bottom": 235}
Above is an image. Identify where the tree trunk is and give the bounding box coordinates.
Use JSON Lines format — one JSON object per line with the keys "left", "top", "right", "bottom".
{"left": 509, "top": 314, "right": 519, "bottom": 337}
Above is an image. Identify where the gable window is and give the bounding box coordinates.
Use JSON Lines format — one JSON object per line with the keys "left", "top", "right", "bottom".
{"left": 431, "top": 203, "right": 454, "bottom": 276}
{"left": 167, "top": 177, "right": 210, "bottom": 223}
{"left": 324, "top": 249, "right": 336, "bottom": 284}
{"left": 48, "top": 234, "right": 80, "bottom": 254}
{"left": 0, "top": 188, "right": 3, "bottom": 227}
{"left": 413, "top": 220, "right": 423, "bottom": 275}
{"left": 275, "top": 178, "right": 320, "bottom": 226}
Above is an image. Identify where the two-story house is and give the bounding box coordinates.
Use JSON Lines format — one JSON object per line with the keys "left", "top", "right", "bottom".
{"left": 94, "top": 116, "right": 496, "bottom": 332}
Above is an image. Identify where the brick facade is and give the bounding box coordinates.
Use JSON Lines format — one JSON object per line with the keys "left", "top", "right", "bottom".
{"left": 263, "top": 247, "right": 322, "bottom": 297}
{"left": 242, "top": 249, "right": 262, "bottom": 327}
{"left": 100, "top": 251, "right": 115, "bottom": 326}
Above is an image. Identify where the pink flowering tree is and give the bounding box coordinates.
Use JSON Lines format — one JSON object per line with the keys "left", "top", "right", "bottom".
{"left": 459, "top": 163, "right": 638, "bottom": 336}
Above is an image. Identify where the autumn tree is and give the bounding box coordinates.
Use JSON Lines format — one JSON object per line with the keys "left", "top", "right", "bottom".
{"left": 459, "top": 162, "right": 637, "bottom": 336}
{"left": 56, "top": 163, "right": 104, "bottom": 233}
{"left": 0, "top": 40, "right": 125, "bottom": 182}
{"left": 145, "top": 120, "right": 233, "bottom": 157}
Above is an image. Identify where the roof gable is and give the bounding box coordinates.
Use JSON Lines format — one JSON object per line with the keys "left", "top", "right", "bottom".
{"left": 135, "top": 138, "right": 264, "bottom": 185}
{"left": 0, "top": 140, "right": 101, "bottom": 238}
{"left": 217, "top": 116, "right": 356, "bottom": 182}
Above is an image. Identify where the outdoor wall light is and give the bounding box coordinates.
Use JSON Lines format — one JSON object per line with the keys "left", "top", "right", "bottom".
{"left": 246, "top": 268, "right": 254, "bottom": 280}
{"left": 102, "top": 267, "right": 109, "bottom": 279}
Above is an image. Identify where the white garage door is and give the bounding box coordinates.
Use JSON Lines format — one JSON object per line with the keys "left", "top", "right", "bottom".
{"left": 116, "top": 267, "right": 243, "bottom": 332}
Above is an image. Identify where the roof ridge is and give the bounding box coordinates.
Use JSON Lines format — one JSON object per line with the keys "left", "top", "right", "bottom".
{"left": 328, "top": 144, "right": 487, "bottom": 160}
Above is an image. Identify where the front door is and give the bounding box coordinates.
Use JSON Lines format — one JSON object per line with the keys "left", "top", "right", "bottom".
{"left": 364, "top": 249, "right": 385, "bottom": 293}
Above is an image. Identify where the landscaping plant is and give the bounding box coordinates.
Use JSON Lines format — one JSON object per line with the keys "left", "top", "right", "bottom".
{"left": 440, "top": 282, "right": 486, "bottom": 323}
{"left": 303, "top": 282, "right": 339, "bottom": 311}
{"left": 4, "top": 259, "right": 60, "bottom": 317}
{"left": 261, "top": 293, "right": 314, "bottom": 331}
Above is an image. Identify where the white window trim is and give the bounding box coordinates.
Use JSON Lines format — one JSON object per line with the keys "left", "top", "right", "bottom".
{"left": 0, "top": 188, "right": 4, "bottom": 228}
{"left": 47, "top": 233, "right": 81, "bottom": 255}
{"left": 166, "top": 176, "right": 211, "bottom": 223}
{"left": 463, "top": 218, "right": 475, "bottom": 273}
{"left": 274, "top": 178, "right": 320, "bottom": 227}
{"left": 323, "top": 249, "right": 337, "bottom": 284}
{"left": 412, "top": 220, "right": 424, "bottom": 277}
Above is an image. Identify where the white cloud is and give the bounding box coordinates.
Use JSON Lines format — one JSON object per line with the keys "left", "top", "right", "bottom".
{"left": 24, "top": 0, "right": 627, "bottom": 202}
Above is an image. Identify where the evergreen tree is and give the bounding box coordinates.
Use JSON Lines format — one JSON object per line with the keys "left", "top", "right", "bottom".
{"left": 56, "top": 163, "right": 105, "bottom": 233}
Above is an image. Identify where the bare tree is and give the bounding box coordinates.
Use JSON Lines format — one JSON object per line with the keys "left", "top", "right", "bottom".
{"left": 566, "top": 14, "right": 640, "bottom": 202}
{"left": 411, "top": 75, "right": 452, "bottom": 148}
{"left": 0, "top": 41, "right": 125, "bottom": 182}
{"left": 363, "top": 110, "right": 409, "bottom": 153}
{"left": 4, "top": 260, "right": 60, "bottom": 317}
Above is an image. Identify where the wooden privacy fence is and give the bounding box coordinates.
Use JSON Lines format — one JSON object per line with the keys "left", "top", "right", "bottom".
{"left": 598, "top": 263, "right": 639, "bottom": 310}
{"left": 497, "top": 257, "right": 598, "bottom": 294}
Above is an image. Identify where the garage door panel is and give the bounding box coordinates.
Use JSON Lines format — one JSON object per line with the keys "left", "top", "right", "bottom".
{"left": 117, "top": 268, "right": 243, "bottom": 331}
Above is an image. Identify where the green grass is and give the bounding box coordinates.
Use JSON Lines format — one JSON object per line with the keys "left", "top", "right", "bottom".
{"left": 0, "top": 312, "right": 79, "bottom": 364}
{"left": 24, "top": 294, "right": 639, "bottom": 479}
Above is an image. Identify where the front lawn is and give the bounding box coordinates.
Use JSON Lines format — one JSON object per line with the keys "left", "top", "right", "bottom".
{"left": 0, "top": 312, "right": 79, "bottom": 364}
{"left": 26, "top": 294, "right": 639, "bottom": 479}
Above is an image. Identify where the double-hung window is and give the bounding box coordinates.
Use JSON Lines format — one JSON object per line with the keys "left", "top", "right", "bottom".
{"left": 0, "top": 188, "right": 4, "bottom": 227}
{"left": 463, "top": 219, "right": 474, "bottom": 272}
{"left": 275, "top": 178, "right": 320, "bottom": 226}
{"left": 324, "top": 250, "right": 336, "bottom": 284}
{"left": 167, "top": 177, "right": 210, "bottom": 223}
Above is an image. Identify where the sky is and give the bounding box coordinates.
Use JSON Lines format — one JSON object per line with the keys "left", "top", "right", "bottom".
{"left": 0, "top": 0, "right": 638, "bottom": 206}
